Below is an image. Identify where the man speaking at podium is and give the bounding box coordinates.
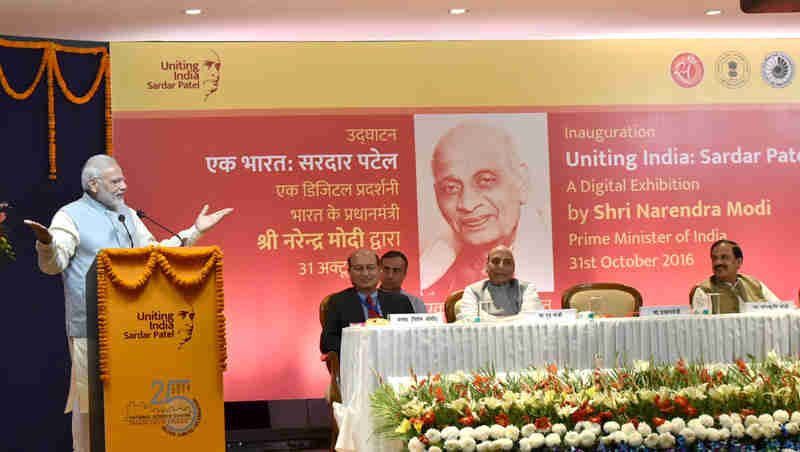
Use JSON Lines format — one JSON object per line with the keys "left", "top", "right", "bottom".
{"left": 24, "top": 154, "right": 232, "bottom": 452}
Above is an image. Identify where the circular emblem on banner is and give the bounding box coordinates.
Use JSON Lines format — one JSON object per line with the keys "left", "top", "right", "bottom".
{"left": 716, "top": 51, "right": 750, "bottom": 88}
{"left": 670, "top": 52, "right": 705, "bottom": 88}
{"left": 761, "top": 51, "right": 795, "bottom": 88}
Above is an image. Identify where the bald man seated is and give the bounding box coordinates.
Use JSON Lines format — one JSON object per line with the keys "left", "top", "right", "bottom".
{"left": 456, "top": 246, "right": 544, "bottom": 322}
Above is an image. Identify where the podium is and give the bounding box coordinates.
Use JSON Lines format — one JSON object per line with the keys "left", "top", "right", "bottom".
{"left": 86, "top": 246, "right": 227, "bottom": 452}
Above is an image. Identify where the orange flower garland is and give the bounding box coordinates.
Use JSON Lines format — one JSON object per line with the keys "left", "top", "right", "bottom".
{"left": 0, "top": 38, "right": 112, "bottom": 179}
{"left": 95, "top": 246, "right": 228, "bottom": 378}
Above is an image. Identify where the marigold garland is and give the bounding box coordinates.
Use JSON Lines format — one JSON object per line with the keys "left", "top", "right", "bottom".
{"left": 95, "top": 246, "right": 228, "bottom": 378}
{"left": 0, "top": 38, "right": 112, "bottom": 179}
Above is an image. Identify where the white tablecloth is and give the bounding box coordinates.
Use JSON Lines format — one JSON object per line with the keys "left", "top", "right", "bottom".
{"left": 335, "top": 311, "right": 800, "bottom": 452}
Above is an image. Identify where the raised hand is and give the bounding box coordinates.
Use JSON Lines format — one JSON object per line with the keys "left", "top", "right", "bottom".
{"left": 194, "top": 205, "right": 234, "bottom": 233}
{"left": 23, "top": 219, "right": 53, "bottom": 244}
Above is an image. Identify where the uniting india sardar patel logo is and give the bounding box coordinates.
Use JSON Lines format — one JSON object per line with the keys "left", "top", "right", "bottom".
{"left": 151, "top": 49, "right": 222, "bottom": 101}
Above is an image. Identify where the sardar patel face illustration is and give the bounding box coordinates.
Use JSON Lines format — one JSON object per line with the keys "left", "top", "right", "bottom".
{"left": 176, "top": 304, "right": 195, "bottom": 349}
{"left": 200, "top": 49, "right": 221, "bottom": 101}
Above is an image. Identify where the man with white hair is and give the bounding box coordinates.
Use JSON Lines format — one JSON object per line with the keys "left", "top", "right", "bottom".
{"left": 25, "top": 154, "right": 232, "bottom": 452}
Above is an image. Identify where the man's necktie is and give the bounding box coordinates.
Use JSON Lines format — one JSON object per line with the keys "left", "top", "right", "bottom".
{"left": 366, "top": 295, "right": 380, "bottom": 319}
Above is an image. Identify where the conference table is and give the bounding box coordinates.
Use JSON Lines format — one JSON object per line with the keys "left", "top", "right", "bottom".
{"left": 333, "top": 310, "right": 800, "bottom": 452}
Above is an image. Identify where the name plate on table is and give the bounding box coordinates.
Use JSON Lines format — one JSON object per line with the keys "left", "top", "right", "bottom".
{"left": 739, "top": 300, "right": 796, "bottom": 313}
{"left": 388, "top": 312, "right": 445, "bottom": 325}
{"left": 639, "top": 305, "right": 691, "bottom": 316}
{"left": 522, "top": 309, "right": 577, "bottom": 322}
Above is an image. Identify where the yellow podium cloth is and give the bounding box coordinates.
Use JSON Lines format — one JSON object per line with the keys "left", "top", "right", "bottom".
{"left": 96, "top": 246, "right": 226, "bottom": 451}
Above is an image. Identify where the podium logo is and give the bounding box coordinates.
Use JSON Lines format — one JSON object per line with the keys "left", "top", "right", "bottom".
{"left": 146, "top": 49, "right": 222, "bottom": 101}
{"left": 762, "top": 51, "right": 794, "bottom": 88}
{"left": 123, "top": 379, "right": 201, "bottom": 436}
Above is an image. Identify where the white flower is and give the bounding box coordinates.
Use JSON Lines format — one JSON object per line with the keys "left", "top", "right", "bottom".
{"left": 657, "top": 420, "right": 673, "bottom": 434}
{"left": 579, "top": 429, "right": 596, "bottom": 448}
{"left": 730, "top": 413, "right": 742, "bottom": 425}
{"left": 679, "top": 428, "right": 696, "bottom": 444}
{"left": 426, "top": 429, "right": 442, "bottom": 444}
{"left": 699, "top": 414, "right": 715, "bottom": 427}
{"left": 637, "top": 422, "right": 652, "bottom": 436}
{"left": 552, "top": 423, "right": 567, "bottom": 436}
{"left": 459, "top": 436, "right": 477, "bottom": 452}
{"left": 489, "top": 424, "right": 506, "bottom": 440}
{"left": 658, "top": 432, "right": 676, "bottom": 449}
{"left": 786, "top": 422, "right": 800, "bottom": 435}
{"left": 442, "top": 426, "right": 460, "bottom": 440}
{"left": 430, "top": 447, "right": 443, "bottom": 452}
{"left": 634, "top": 360, "right": 651, "bottom": 372}
{"left": 528, "top": 433, "right": 544, "bottom": 448}
{"left": 627, "top": 431, "right": 643, "bottom": 447}
{"left": 759, "top": 414, "right": 774, "bottom": 425}
{"left": 600, "top": 435, "right": 614, "bottom": 446}
{"left": 706, "top": 428, "right": 721, "bottom": 442}
{"left": 611, "top": 431, "right": 627, "bottom": 444}
{"left": 763, "top": 422, "right": 781, "bottom": 439}
{"left": 574, "top": 421, "right": 588, "bottom": 433}
{"left": 564, "top": 431, "right": 580, "bottom": 447}
{"left": 644, "top": 433, "right": 660, "bottom": 448}
{"left": 792, "top": 412, "right": 800, "bottom": 424}
{"left": 774, "top": 410, "right": 790, "bottom": 424}
{"left": 408, "top": 436, "right": 425, "bottom": 452}
{"left": 621, "top": 423, "right": 636, "bottom": 435}
{"left": 730, "top": 423, "right": 745, "bottom": 439}
{"left": 444, "top": 438, "right": 460, "bottom": 451}
{"left": 719, "top": 427, "right": 731, "bottom": 441}
{"left": 476, "top": 442, "right": 491, "bottom": 452}
{"left": 497, "top": 438, "right": 514, "bottom": 450}
{"left": 459, "top": 427, "right": 475, "bottom": 440}
{"left": 519, "top": 437, "right": 532, "bottom": 452}
{"left": 745, "top": 415, "right": 759, "bottom": 426}
{"left": 604, "top": 421, "right": 621, "bottom": 434}
{"left": 670, "top": 417, "right": 686, "bottom": 432}
{"left": 719, "top": 414, "right": 732, "bottom": 428}
{"left": 474, "top": 425, "right": 490, "bottom": 442}
{"left": 545, "top": 432, "right": 561, "bottom": 447}
{"left": 746, "top": 423, "right": 763, "bottom": 440}
{"left": 504, "top": 425, "right": 520, "bottom": 441}
{"left": 520, "top": 424, "right": 536, "bottom": 438}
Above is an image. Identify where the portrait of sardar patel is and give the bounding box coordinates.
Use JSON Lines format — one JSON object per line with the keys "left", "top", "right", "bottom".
{"left": 414, "top": 113, "right": 555, "bottom": 298}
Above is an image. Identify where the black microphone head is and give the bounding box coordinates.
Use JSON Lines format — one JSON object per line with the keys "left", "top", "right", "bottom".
{"left": 135, "top": 210, "right": 145, "bottom": 217}
{"left": 118, "top": 214, "right": 125, "bottom": 222}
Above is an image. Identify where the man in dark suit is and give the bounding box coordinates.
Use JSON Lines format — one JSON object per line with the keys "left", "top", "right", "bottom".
{"left": 321, "top": 248, "right": 414, "bottom": 355}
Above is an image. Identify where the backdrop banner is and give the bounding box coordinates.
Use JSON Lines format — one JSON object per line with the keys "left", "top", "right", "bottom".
{"left": 109, "top": 40, "right": 800, "bottom": 400}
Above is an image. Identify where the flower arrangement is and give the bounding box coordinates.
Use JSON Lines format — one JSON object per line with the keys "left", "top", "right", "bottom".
{"left": 371, "top": 351, "right": 800, "bottom": 452}
{"left": 0, "top": 202, "right": 15, "bottom": 263}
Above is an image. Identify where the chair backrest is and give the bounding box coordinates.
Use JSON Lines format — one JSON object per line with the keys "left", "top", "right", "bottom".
{"left": 319, "top": 294, "right": 333, "bottom": 328}
{"left": 444, "top": 290, "right": 464, "bottom": 323}
{"left": 562, "top": 282, "right": 642, "bottom": 317}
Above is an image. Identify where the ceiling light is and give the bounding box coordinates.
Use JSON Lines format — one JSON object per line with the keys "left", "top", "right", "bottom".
{"left": 705, "top": 9, "right": 722, "bottom": 15}
{"left": 449, "top": 8, "right": 468, "bottom": 15}
{"left": 184, "top": 8, "right": 203, "bottom": 15}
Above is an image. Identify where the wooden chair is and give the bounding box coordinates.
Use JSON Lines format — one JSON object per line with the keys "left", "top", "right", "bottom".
{"left": 319, "top": 294, "right": 340, "bottom": 452}
{"left": 444, "top": 289, "right": 464, "bottom": 323}
{"left": 562, "top": 282, "right": 642, "bottom": 317}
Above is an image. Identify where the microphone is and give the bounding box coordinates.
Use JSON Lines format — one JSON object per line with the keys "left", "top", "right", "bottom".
{"left": 135, "top": 210, "right": 185, "bottom": 246}
{"left": 118, "top": 215, "right": 134, "bottom": 248}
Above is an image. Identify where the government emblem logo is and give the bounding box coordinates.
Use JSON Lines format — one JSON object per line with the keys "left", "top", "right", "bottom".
{"left": 716, "top": 51, "right": 750, "bottom": 88}
{"left": 670, "top": 52, "right": 704, "bottom": 88}
{"left": 761, "top": 52, "right": 794, "bottom": 88}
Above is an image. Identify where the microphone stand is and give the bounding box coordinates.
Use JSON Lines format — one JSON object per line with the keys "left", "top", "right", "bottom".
{"left": 117, "top": 215, "right": 135, "bottom": 248}
{"left": 135, "top": 210, "right": 185, "bottom": 246}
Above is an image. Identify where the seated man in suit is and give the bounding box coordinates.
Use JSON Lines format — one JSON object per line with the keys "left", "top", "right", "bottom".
{"left": 379, "top": 250, "right": 427, "bottom": 313}
{"left": 456, "top": 245, "right": 543, "bottom": 322}
{"left": 321, "top": 248, "right": 414, "bottom": 356}
{"left": 691, "top": 239, "right": 780, "bottom": 314}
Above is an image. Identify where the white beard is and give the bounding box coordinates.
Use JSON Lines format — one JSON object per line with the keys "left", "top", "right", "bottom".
{"left": 95, "top": 186, "right": 125, "bottom": 212}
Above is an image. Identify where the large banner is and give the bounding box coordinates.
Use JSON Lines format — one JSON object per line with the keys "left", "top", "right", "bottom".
{"left": 110, "top": 41, "right": 800, "bottom": 400}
